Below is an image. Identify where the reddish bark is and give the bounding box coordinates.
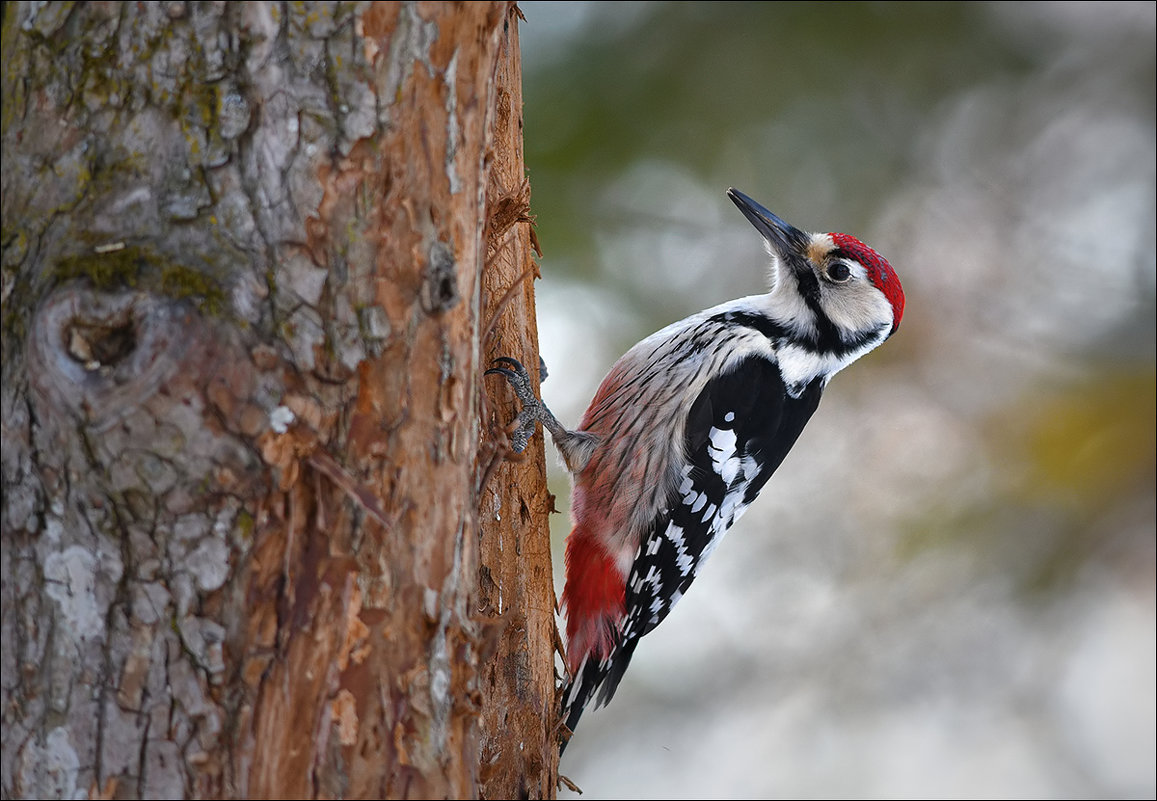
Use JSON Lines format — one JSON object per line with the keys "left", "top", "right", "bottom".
{"left": 1, "top": 3, "right": 556, "bottom": 798}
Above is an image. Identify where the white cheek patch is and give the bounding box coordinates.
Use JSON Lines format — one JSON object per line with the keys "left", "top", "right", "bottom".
{"left": 821, "top": 281, "right": 894, "bottom": 337}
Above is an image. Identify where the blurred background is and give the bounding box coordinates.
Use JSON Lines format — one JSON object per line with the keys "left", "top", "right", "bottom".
{"left": 516, "top": 2, "right": 1156, "bottom": 798}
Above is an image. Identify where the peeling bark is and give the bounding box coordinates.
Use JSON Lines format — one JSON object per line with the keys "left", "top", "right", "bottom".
{"left": 475, "top": 15, "right": 561, "bottom": 798}
{"left": 1, "top": 2, "right": 556, "bottom": 798}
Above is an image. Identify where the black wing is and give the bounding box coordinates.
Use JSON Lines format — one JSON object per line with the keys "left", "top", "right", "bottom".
{"left": 560, "top": 356, "right": 824, "bottom": 745}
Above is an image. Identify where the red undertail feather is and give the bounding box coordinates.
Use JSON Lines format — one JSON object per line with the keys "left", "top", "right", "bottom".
{"left": 562, "top": 527, "right": 625, "bottom": 673}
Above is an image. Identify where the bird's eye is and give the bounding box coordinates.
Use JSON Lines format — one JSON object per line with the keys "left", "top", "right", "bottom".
{"left": 827, "top": 262, "right": 852, "bottom": 283}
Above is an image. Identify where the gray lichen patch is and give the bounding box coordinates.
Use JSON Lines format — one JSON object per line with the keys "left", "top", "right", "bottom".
{"left": 14, "top": 727, "right": 81, "bottom": 800}
{"left": 176, "top": 615, "right": 227, "bottom": 679}
{"left": 217, "top": 90, "right": 252, "bottom": 141}
{"left": 43, "top": 546, "right": 112, "bottom": 642}
{"left": 281, "top": 250, "right": 330, "bottom": 307}
{"left": 186, "top": 537, "right": 231, "bottom": 593}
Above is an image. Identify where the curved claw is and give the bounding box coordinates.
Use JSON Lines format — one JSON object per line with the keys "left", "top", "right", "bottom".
{"left": 486, "top": 356, "right": 540, "bottom": 453}
{"left": 485, "top": 354, "right": 596, "bottom": 470}
{"left": 490, "top": 356, "right": 528, "bottom": 375}
{"left": 485, "top": 356, "right": 537, "bottom": 407}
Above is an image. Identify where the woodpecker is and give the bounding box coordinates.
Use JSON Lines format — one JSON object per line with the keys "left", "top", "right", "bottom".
{"left": 487, "top": 188, "right": 904, "bottom": 753}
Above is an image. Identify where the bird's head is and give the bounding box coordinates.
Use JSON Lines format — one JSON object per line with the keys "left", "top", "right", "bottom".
{"left": 728, "top": 188, "right": 905, "bottom": 345}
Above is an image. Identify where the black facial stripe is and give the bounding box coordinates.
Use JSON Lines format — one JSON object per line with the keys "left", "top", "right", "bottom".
{"left": 791, "top": 261, "right": 823, "bottom": 307}
{"left": 709, "top": 311, "right": 790, "bottom": 341}
{"left": 708, "top": 309, "right": 885, "bottom": 358}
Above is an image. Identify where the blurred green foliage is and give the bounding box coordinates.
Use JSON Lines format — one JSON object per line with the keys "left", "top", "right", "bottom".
{"left": 524, "top": 2, "right": 1033, "bottom": 268}
{"left": 1024, "top": 372, "right": 1155, "bottom": 507}
{"left": 521, "top": 0, "right": 1155, "bottom": 596}
{"left": 519, "top": 3, "right": 1155, "bottom": 795}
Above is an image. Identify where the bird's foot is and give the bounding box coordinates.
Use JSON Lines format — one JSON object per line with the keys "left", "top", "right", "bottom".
{"left": 485, "top": 356, "right": 549, "bottom": 453}
{"left": 486, "top": 356, "right": 600, "bottom": 471}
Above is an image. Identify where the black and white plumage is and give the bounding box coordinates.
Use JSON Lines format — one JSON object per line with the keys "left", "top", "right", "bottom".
{"left": 486, "top": 188, "right": 905, "bottom": 753}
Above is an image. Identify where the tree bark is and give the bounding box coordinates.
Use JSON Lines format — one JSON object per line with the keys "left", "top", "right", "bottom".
{"left": 1, "top": 2, "right": 557, "bottom": 798}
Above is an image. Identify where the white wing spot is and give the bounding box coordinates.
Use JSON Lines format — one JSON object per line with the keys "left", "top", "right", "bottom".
{"left": 666, "top": 523, "right": 695, "bottom": 576}
{"left": 690, "top": 491, "right": 707, "bottom": 514}
{"left": 708, "top": 426, "right": 741, "bottom": 485}
{"left": 701, "top": 502, "right": 717, "bottom": 524}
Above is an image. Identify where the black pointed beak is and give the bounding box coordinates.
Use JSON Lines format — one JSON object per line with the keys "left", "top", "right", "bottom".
{"left": 727, "top": 188, "right": 810, "bottom": 259}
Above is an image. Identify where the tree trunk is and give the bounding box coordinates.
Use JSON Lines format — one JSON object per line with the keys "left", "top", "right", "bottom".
{"left": 1, "top": 2, "right": 557, "bottom": 798}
